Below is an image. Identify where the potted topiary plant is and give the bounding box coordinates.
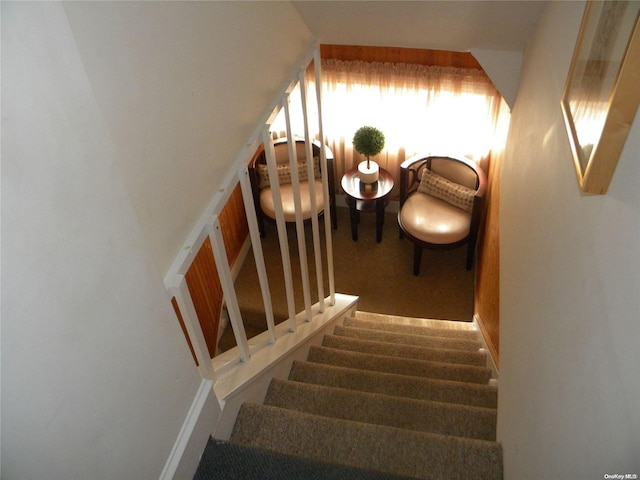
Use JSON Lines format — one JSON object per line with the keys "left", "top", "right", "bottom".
{"left": 352, "top": 126, "right": 385, "bottom": 184}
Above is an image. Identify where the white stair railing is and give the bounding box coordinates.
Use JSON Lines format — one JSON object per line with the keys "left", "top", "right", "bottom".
{"left": 208, "top": 217, "right": 251, "bottom": 362}
{"left": 299, "top": 68, "right": 326, "bottom": 313}
{"left": 237, "top": 167, "right": 277, "bottom": 344}
{"left": 283, "top": 92, "right": 313, "bottom": 321}
{"left": 314, "top": 47, "right": 336, "bottom": 306}
{"left": 262, "top": 127, "right": 299, "bottom": 331}
{"left": 169, "top": 276, "right": 216, "bottom": 380}
{"left": 164, "top": 43, "right": 337, "bottom": 376}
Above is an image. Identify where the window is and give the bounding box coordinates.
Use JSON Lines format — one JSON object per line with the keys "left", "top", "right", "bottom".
{"left": 272, "top": 58, "right": 508, "bottom": 196}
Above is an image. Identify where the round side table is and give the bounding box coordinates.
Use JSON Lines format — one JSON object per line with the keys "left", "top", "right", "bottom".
{"left": 341, "top": 167, "right": 394, "bottom": 242}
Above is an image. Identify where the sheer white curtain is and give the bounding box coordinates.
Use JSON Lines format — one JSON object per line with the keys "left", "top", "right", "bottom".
{"left": 271, "top": 59, "right": 506, "bottom": 197}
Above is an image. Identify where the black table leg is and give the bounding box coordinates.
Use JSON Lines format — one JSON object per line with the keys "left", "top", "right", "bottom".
{"left": 347, "top": 197, "right": 358, "bottom": 241}
{"left": 375, "top": 199, "right": 385, "bottom": 243}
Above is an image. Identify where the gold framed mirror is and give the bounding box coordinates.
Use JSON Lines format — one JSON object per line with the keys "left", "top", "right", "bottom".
{"left": 561, "top": 1, "right": 640, "bottom": 194}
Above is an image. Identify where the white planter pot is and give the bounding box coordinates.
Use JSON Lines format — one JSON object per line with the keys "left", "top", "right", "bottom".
{"left": 358, "top": 160, "right": 379, "bottom": 184}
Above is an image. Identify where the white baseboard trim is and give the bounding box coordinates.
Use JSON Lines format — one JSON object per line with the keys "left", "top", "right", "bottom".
{"left": 159, "top": 379, "right": 220, "bottom": 480}
{"left": 473, "top": 314, "right": 499, "bottom": 382}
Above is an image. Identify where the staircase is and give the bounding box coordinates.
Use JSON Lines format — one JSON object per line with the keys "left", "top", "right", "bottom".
{"left": 205, "top": 311, "right": 502, "bottom": 479}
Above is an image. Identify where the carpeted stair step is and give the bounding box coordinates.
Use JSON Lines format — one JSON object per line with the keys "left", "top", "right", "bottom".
{"left": 354, "top": 311, "right": 476, "bottom": 331}
{"left": 194, "top": 438, "right": 415, "bottom": 480}
{"left": 230, "top": 403, "right": 503, "bottom": 480}
{"left": 322, "top": 334, "right": 487, "bottom": 367}
{"left": 343, "top": 316, "right": 479, "bottom": 341}
{"left": 333, "top": 325, "right": 481, "bottom": 352}
{"left": 307, "top": 346, "right": 492, "bottom": 384}
{"left": 289, "top": 361, "right": 498, "bottom": 408}
{"left": 264, "top": 379, "right": 497, "bottom": 441}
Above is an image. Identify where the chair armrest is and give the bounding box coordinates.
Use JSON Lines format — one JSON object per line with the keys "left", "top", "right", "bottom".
{"left": 399, "top": 155, "right": 430, "bottom": 207}
{"left": 248, "top": 143, "right": 266, "bottom": 169}
{"left": 472, "top": 161, "right": 487, "bottom": 198}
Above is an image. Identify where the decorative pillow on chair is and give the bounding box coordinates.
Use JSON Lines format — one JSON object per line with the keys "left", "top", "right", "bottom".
{"left": 417, "top": 168, "right": 475, "bottom": 213}
{"left": 257, "top": 157, "right": 320, "bottom": 189}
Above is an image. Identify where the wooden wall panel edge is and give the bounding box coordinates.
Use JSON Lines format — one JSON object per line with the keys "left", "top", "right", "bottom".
{"left": 475, "top": 312, "right": 499, "bottom": 373}
{"left": 171, "top": 297, "right": 199, "bottom": 367}
{"left": 320, "top": 44, "right": 483, "bottom": 70}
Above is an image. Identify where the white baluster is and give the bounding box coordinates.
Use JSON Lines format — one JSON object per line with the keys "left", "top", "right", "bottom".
{"left": 208, "top": 217, "right": 250, "bottom": 362}
{"left": 263, "top": 127, "right": 298, "bottom": 331}
{"left": 237, "top": 168, "right": 277, "bottom": 344}
{"left": 169, "top": 276, "right": 216, "bottom": 380}
{"left": 299, "top": 69, "right": 325, "bottom": 314}
{"left": 283, "top": 94, "right": 313, "bottom": 321}
{"left": 313, "top": 47, "right": 336, "bottom": 305}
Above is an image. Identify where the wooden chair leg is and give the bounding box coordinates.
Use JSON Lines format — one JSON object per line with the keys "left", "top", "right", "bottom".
{"left": 413, "top": 245, "right": 422, "bottom": 276}
{"left": 466, "top": 238, "right": 476, "bottom": 270}
{"left": 257, "top": 211, "right": 266, "bottom": 238}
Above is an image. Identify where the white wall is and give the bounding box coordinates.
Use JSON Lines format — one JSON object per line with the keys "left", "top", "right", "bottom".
{"left": 1, "top": 3, "right": 202, "bottom": 478}
{"left": 499, "top": 2, "right": 640, "bottom": 479}
{"left": 1, "top": 1, "right": 313, "bottom": 479}
{"left": 470, "top": 49, "right": 522, "bottom": 110}
{"left": 63, "top": 1, "right": 313, "bottom": 275}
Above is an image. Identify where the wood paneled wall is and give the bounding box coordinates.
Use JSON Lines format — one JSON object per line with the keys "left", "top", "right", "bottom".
{"left": 474, "top": 149, "right": 501, "bottom": 366}
{"left": 174, "top": 183, "right": 249, "bottom": 362}
{"left": 218, "top": 183, "right": 249, "bottom": 266}
{"left": 185, "top": 236, "right": 223, "bottom": 359}
{"left": 171, "top": 297, "right": 199, "bottom": 366}
{"left": 320, "top": 44, "right": 483, "bottom": 69}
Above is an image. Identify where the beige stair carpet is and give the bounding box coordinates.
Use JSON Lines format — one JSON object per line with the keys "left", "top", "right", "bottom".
{"left": 288, "top": 361, "right": 498, "bottom": 408}
{"left": 321, "top": 334, "right": 487, "bottom": 366}
{"left": 263, "top": 379, "right": 497, "bottom": 441}
{"left": 230, "top": 312, "right": 502, "bottom": 480}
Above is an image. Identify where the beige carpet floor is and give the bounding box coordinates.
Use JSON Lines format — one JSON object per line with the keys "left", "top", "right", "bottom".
{"left": 222, "top": 206, "right": 474, "bottom": 352}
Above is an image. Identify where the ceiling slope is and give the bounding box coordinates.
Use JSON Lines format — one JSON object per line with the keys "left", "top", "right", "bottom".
{"left": 292, "top": 1, "right": 548, "bottom": 108}
{"left": 292, "top": 1, "right": 548, "bottom": 52}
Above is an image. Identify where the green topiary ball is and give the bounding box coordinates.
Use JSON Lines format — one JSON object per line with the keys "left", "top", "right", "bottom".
{"left": 352, "top": 126, "right": 385, "bottom": 159}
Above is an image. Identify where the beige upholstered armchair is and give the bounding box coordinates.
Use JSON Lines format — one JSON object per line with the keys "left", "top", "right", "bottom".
{"left": 398, "top": 155, "right": 487, "bottom": 275}
{"left": 248, "top": 137, "right": 336, "bottom": 237}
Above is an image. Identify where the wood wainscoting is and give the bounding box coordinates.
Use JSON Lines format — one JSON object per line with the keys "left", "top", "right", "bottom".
{"left": 474, "top": 149, "right": 501, "bottom": 367}
{"left": 173, "top": 183, "right": 249, "bottom": 363}
{"left": 320, "top": 44, "right": 483, "bottom": 69}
